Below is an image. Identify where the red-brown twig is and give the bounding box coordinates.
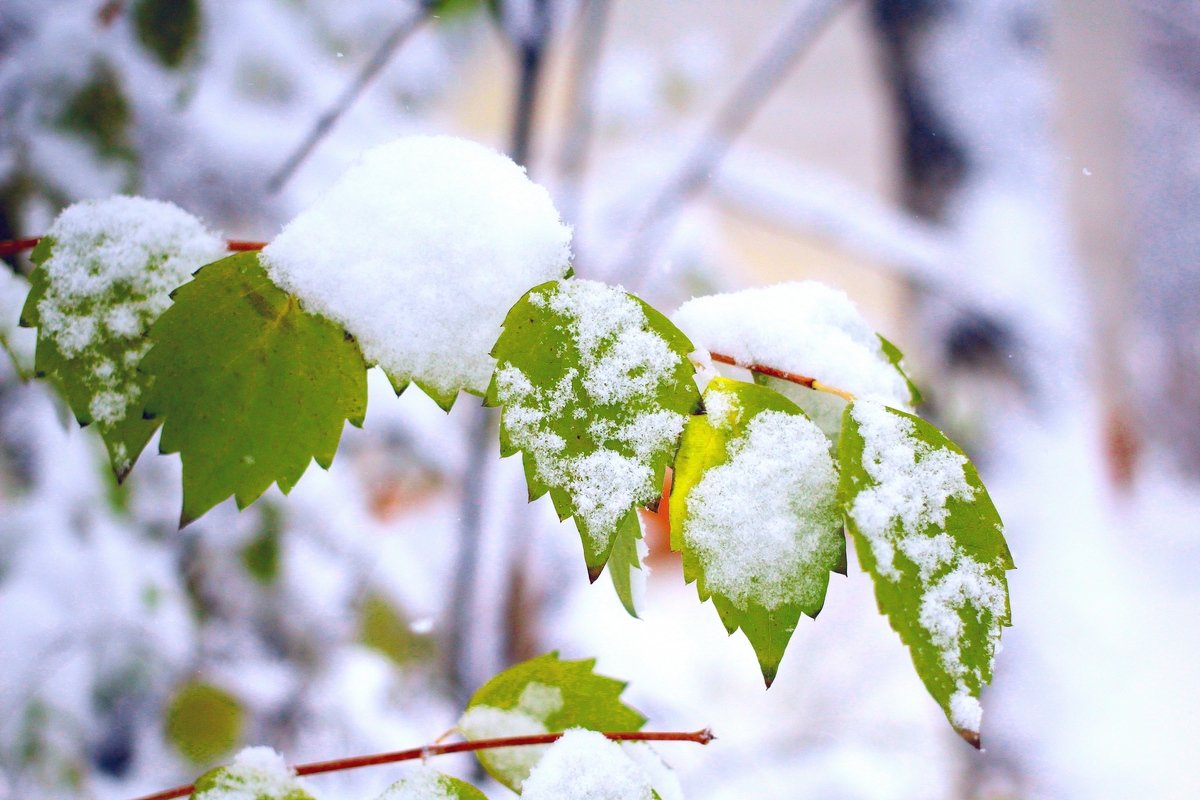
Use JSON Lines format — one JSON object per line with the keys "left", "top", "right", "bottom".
{"left": 0, "top": 238, "right": 265, "bottom": 257}
{"left": 708, "top": 351, "right": 856, "bottom": 401}
{"left": 131, "top": 729, "right": 714, "bottom": 800}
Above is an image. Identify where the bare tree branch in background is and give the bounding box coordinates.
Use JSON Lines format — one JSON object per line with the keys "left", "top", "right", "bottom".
{"left": 444, "top": 0, "right": 554, "bottom": 706}
{"left": 266, "top": 1, "right": 433, "bottom": 194}
{"left": 606, "top": 0, "right": 848, "bottom": 287}
{"left": 555, "top": 0, "right": 613, "bottom": 251}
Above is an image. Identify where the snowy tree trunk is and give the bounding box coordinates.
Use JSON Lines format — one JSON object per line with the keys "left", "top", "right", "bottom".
{"left": 1129, "top": 1, "right": 1200, "bottom": 475}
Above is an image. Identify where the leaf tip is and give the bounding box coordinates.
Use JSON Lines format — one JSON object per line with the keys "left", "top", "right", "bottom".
{"left": 587, "top": 563, "right": 604, "bottom": 584}
{"left": 956, "top": 727, "right": 982, "bottom": 749}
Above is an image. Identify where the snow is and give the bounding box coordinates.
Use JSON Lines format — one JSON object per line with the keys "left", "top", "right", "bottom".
{"left": 0, "top": 269, "right": 36, "bottom": 374}
{"left": 261, "top": 135, "right": 572, "bottom": 399}
{"left": 682, "top": 403, "right": 841, "bottom": 610}
{"left": 194, "top": 746, "right": 310, "bottom": 800}
{"left": 32, "top": 196, "right": 225, "bottom": 445}
{"left": 849, "top": 401, "right": 1008, "bottom": 733}
{"left": 671, "top": 282, "right": 912, "bottom": 410}
{"left": 376, "top": 769, "right": 455, "bottom": 800}
{"left": 494, "top": 279, "right": 688, "bottom": 553}
{"left": 457, "top": 682, "right": 564, "bottom": 789}
{"left": 520, "top": 729, "right": 655, "bottom": 800}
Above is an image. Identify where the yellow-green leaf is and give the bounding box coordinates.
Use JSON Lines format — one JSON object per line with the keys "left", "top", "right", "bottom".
{"left": 166, "top": 682, "right": 243, "bottom": 766}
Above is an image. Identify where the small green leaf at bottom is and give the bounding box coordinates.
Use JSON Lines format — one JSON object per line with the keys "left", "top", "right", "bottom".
{"left": 375, "top": 770, "right": 487, "bottom": 800}
{"left": 142, "top": 252, "right": 368, "bottom": 525}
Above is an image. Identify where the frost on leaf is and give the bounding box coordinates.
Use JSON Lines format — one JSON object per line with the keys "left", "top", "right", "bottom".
{"left": 672, "top": 282, "right": 914, "bottom": 438}
{"left": 670, "top": 378, "right": 844, "bottom": 685}
{"left": 839, "top": 401, "right": 1013, "bottom": 746}
{"left": 190, "top": 747, "right": 314, "bottom": 800}
{"left": 19, "top": 196, "right": 226, "bottom": 478}
{"left": 488, "top": 279, "right": 700, "bottom": 610}
{"left": 458, "top": 652, "right": 645, "bottom": 791}
{"left": 375, "top": 770, "right": 487, "bottom": 800}
{"left": 142, "top": 252, "right": 368, "bottom": 525}
{"left": 261, "top": 135, "right": 571, "bottom": 410}
{"left": 521, "top": 729, "right": 667, "bottom": 800}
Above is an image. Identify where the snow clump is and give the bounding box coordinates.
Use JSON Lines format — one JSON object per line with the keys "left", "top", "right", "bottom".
{"left": 192, "top": 746, "right": 312, "bottom": 800}
{"left": 262, "top": 135, "right": 572, "bottom": 400}
{"left": 521, "top": 729, "right": 657, "bottom": 800}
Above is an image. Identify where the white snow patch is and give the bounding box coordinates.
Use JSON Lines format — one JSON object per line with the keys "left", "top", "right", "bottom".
{"left": 262, "top": 135, "right": 572, "bottom": 398}
{"left": 377, "top": 769, "right": 456, "bottom": 800}
{"left": 672, "top": 282, "right": 912, "bottom": 409}
{"left": 683, "top": 405, "right": 842, "bottom": 610}
{"left": 494, "top": 280, "right": 688, "bottom": 551}
{"left": 34, "top": 196, "right": 225, "bottom": 430}
{"left": 521, "top": 729, "right": 655, "bottom": 800}
{"left": 195, "top": 746, "right": 310, "bottom": 800}
{"left": 457, "top": 682, "right": 564, "bottom": 789}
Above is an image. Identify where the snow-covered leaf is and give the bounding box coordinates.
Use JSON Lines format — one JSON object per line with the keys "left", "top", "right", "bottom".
{"left": 261, "top": 135, "right": 571, "bottom": 410}
{"left": 190, "top": 747, "right": 314, "bottom": 800}
{"left": 19, "top": 197, "right": 226, "bottom": 478}
{"left": 458, "top": 652, "right": 646, "bottom": 791}
{"left": 166, "top": 681, "right": 244, "bottom": 766}
{"left": 670, "top": 377, "right": 844, "bottom": 685}
{"left": 488, "top": 279, "right": 699, "bottom": 601}
{"left": 142, "top": 251, "right": 367, "bottom": 525}
{"left": 839, "top": 401, "right": 1013, "bottom": 746}
{"left": 673, "top": 282, "right": 914, "bottom": 439}
{"left": 375, "top": 770, "right": 487, "bottom": 800}
{"left": 521, "top": 729, "right": 667, "bottom": 800}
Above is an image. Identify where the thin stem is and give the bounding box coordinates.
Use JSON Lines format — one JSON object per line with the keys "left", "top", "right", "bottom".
{"left": 709, "top": 351, "right": 856, "bottom": 401}
{"left": 0, "top": 238, "right": 265, "bottom": 257}
{"left": 555, "top": 0, "right": 612, "bottom": 238}
{"left": 445, "top": 0, "right": 553, "bottom": 705}
{"left": 265, "top": 1, "right": 433, "bottom": 194}
{"left": 611, "top": 0, "right": 848, "bottom": 287}
{"left": 131, "top": 729, "right": 713, "bottom": 800}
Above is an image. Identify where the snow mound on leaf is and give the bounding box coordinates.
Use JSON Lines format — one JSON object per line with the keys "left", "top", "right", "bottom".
{"left": 262, "top": 135, "right": 572, "bottom": 399}
{"left": 521, "top": 729, "right": 655, "bottom": 800}
{"left": 194, "top": 746, "right": 310, "bottom": 800}
{"left": 671, "top": 282, "right": 910, "bottom": 408}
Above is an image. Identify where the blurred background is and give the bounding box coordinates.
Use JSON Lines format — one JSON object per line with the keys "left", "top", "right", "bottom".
{"left": 1, "top": 0, "right": 1198, "bottom": 797}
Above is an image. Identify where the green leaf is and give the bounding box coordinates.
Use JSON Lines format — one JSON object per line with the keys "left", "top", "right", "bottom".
{"left": 839, "top": 401, "right": 1013, "bottom": 746}
{"left": 133, "top": 0, "right": 202, "bottom": 69}
{"left": 606, "top": 520, "right": 645, "bottom": 617}
{"left": 488, "top": 279, "right": 700, "bottom": 597}
{"left": 240, "top": 503, "right": 283, "bottom": 584}
{"left": 166, "top": 682, "right": 243, "bottom": 766}
{"left": 670, "top": 377, "right": 844, "bottom": 686}
{"left": 19, "top": 200, "right": 226, "bottom": 479}
{"left": 375, "top": 771, "right": 487, "bottom": 800}
{"left": 877, "top": 334, "right": 922, "bottom": 406}
{"left": 458, "top": 652, "right": 646, "bottom": 791}
{"left": 191, "top": 749, "right": 314, "bottom": 800}
{"left": 358, "top": 593, "right": 435, "bottom": 665}
{"left": 56, "top": 60, "right": 135, "bottom": 165}
{"left": 142, "top": 252, "right": 368, "bottom": 525}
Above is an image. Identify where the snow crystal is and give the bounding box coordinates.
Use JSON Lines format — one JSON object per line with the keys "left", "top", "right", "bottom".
{"left": 261, "top": 135, "right": 572, "bottom": 398}
{"left": 494, "top": 280, "right": 687, "bottom": 552}
{"left": 671, "top": 282, "right": 912, "bottom": 409}
{"left": 683, "top": 406, "right": 842, "bottom": 610}
{"left": 34, "top": 196, "right": 225, "bottom": 430}
{"left": 195, "top": 746, "right": 310, "bottom": 800}
{"left": 849, "top": 401, "right": 1008, "bottom": 734}
{"left": 457, "top": 682, "right": 565, "bottom": 789}
{"left": 377, "top": 769, "right": 455, "bottom": 800}
{"left": 521, "top": 729, "right": 655, "bottom": 800}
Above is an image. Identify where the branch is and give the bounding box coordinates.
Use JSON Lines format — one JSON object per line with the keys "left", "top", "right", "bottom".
{"left": 265, "top": 1, "right": 433, "bottom": 195}
{"left": 709, "top": 351, "right": 855, "bottom": 401}
{"left": 608, "top": 0, "right": 848, "bottom": 286}
{"left": 0, "top": 238, "right": 264, "bottom": 257}
{"left": 131, "top": 729, "right": 714, "bottom": 800}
